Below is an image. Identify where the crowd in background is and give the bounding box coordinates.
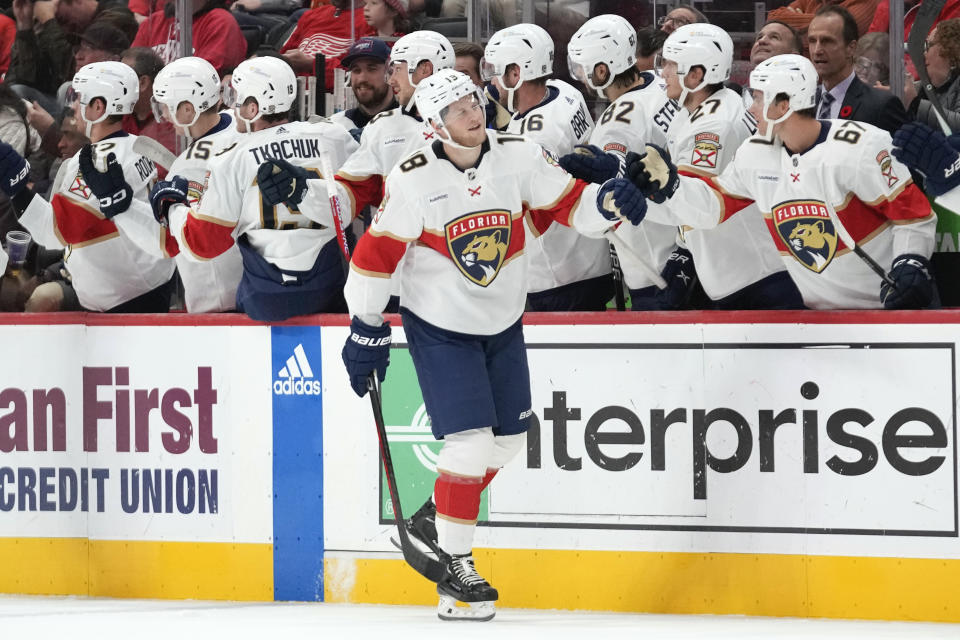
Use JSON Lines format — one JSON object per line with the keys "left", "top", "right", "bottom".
{"left": 0, "top": 0, "right": 959, "bottom": 315}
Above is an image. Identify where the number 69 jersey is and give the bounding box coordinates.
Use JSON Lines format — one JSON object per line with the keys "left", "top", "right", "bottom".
{"left": 344, "top": 131, "right": 611, "bottom": 335}
{"left": 656, "top": 120, "right": 935, "bottom": 309}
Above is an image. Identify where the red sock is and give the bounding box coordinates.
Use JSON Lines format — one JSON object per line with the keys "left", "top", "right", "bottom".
{"left": 480, "top": 468, "right": 498, "bottom": 491}
{"left": 434, "top": 473, "right": 483, "bottom": 522}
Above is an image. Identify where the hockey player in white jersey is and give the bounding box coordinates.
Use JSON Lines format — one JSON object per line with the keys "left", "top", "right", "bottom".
{"left": 0, "top": 61, "right": 175, "bottom": 312}
{"left": 333, "top": 30, "right": 454, "bottom": 221}
{"left": 148, "top": 56, "right": 359, "bottom": 320}
{"left": 650, "top": 24, "right": 802, "bottom": 310}
{"left": 561, "top": 13, "right": 681, "bottom": 309}
{"left": 626, "top": 54, "right": 936, "bottom": 310}
{"left": 482, "top": 23, "right": 614, "bottom": 311}
{"left": 340, "top": 69, "right": 645, "bottom": 621}
{"left": 125, "top": 56, "right": 247, "bottom": 313}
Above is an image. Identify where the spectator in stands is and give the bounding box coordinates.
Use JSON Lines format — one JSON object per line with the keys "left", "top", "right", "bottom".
{"left": 330, "top": 37, "right": 398, "bottom": 133}
{"left": 121, "top": 47, "right": 176, "bottom": 155}
{"left": 7, "top": 0, "right": 136, "bottom": 112}
{"left": 869, "top": 0, "right": 960, "bottom": 40}
{"left": 897, "top": 18, "right": 960, "bottom": 131}
{"left": 854, "top": 31, "right": 890, "bottom": 86}
{"left": 635, "top": 27, "right": 667, "bottom": 72}
{"left": 364, "top": 0, "right": 408, "bottom": 38}
{"left": 131, "top": 0, "right": 247, "bottom": 74}
{"left": 809, "top": 5, "right": 906, "bottom": 134}
{"left": 768, "top": 0, "right": 878, "bottom": 39}
{"left": 0, "top": 13, "right": 15, "bottom": 80}
{"left": 280, "top": 0, "right": 375, "bottom": 91}
{"left": 75, "top": 23, "right": 131, "bottom": 70}
{"left": 750, "top": 21, "right": 803, "bottom": 66}
{"left": 454, "top": 42, "right": 483, "bottom": 87}
{"left": 656, "top": 4, "right": 707, "bottom": 35}
{"left": 0, "top": 83, "right": 45, "bottom": 254}
{"left": 128, "top": 0, "right": 165, "bottom": 23}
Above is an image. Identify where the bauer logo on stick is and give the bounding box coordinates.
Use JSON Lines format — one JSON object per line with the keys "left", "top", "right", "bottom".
{"left": 445, "top": 210, "right": 511, "bottom": 286}
{"left": 773, "top": 200, "right": 839, "bottom": 273}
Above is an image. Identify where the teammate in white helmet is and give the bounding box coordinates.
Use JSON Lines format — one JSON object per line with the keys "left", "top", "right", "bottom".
{"left": 0, "top": 61, "right": 175, "bottom": 312}
{"left": 340, "top": 69, "right": 646, "bottom": 621}
{"left": 334, "top": 30, "right": 454, "bottom": 224}
{"left": 106, "top": 56, "right": 246, "bottom": 313}
{"left": 625, "top": 54, "right": 936, "bottom": 310}
{"left": 646, "top": 23, "right": 802, "bottom": 310}
{"left": 561, "top": 13, "right": 681, "bottom": 309}
{"left": 482, "top": 24, "right": 615, "bottom": 310}
{"left": 147, "top": 56, "right": 359, "bottom": 320}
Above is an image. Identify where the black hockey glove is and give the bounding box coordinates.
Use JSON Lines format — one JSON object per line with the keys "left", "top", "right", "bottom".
{"left": 0, "top": 141, "right": 30, "bottom": 198}
{"left": 626, "top": 144, "right": 679, "bottom": 204}
{"left": 257, "top": 157, "right": 310, "bottom": 207}
{"left": 78, "top": 144, "right": 133, "bottom": 219}
{"left": 558, "top": 145, "right": 620, "bottom": 184}
{"left": 149, "top": 176, "right": 189, "bottom": 226}
{"left": 881, "top": 254, "right": 934, "bottom": 310}
{"left": 597, "top": 178, "right": 647, "bottom": 225}
{"left": 653, "top": 246, "right": 698, "bottom": 310}
{"left": 891, "top": 122, "right": 960, "bottom": 196}
{"left": 342, "top": 316, "right": 392, "bottom": 397}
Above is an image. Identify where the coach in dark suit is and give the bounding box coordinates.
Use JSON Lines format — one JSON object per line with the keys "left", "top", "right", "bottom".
{"left": 808, "top": 5, "right": 907, "bottom": 134}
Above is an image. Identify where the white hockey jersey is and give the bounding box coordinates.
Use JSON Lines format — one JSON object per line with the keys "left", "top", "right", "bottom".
{"left": 19, "top": 132, "right": 176, "bottom": 311}
{"left": 165, "top": 114, "right": 245, "bottom": 312}
{"left": 662, "top": 87, "right": 787, "bottom": 300}
{"left": 649, "top": 119, "right": 935, "bottom": 309}
{"left": 177, "top": 119, "right": 359, "bottom": 271}
{"left": 592, "top": 74, "right": 682, "bottom": 290}
{"left": 504, "top": 79, "right": 611, "bottom": 294}
{"left": 334, "top": 103, "right": 436, "bottom": 217}
{"left": 344, "top": 132, "right": 614, "bottom": 335}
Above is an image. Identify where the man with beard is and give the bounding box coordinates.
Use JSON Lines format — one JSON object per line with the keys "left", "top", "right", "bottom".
{"left": 330, "top": 38, "right": 398, "bottom": 135}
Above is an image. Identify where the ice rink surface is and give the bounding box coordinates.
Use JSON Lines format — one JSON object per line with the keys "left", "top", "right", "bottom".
{"left": 1, "top": 595, "right": 958, "bottom": 640}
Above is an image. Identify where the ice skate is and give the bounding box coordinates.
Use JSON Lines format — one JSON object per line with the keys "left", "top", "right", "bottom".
{"left": 436, "top": 553, "right": 498, "bottom": 622}
{"left": 390, "top": 499, "right": 440, "bottom": 556}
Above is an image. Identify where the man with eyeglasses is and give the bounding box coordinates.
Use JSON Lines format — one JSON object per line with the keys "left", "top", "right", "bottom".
{"left": 656, "top": 4, "right": 707, "bottom": 35}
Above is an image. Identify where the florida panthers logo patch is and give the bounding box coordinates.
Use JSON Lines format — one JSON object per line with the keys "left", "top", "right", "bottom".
{"left": 691, "top": 132, "right": 720, "bottom": 168}
{"left": 773, "top": 200, "right": 838, "bottom": 273}
{"left": 876, "top": 150, "right": 899, "bottom": 188}
{"left": 187, "top": 180, "right": 204, "bottom": 207}
{"left": 69, "top": 171, "right": 91, "bottom": 199}
{"left": 445, "top": 210, "right": 512, "bottom": 286}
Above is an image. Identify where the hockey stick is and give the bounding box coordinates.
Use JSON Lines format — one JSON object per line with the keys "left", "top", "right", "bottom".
{"left": 326, "top": 148, "right": 444, "bottom": 582}
{"left": 319, "top": 151, "right": 351, "bottom": 263}
{"left": 821, "top": 181, "right": 898, "bottom": 290}
{"left": 907, "top": 0, "right": 952, "bottom": 134}
{"left": 368, "top": 374, "right": 446, "bottom": 582}
{"left": 609, "top": 244, "right": 626, "bottom": 310}
{"left": 132, "top": 136, "right": 177, "bottom": 170}
{"left": 603, "top": 228, "right": 668, "bottom": 290}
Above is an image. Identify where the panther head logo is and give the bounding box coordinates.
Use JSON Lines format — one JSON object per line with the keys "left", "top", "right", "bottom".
{"left": 460, "top": 230, "right": 507, "bottom": 285}
{"left": 445, "top": 210, "right": 513, "bottom": 287}
{"left": 786, "top": 219, "right": 837, "bottom": 272}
